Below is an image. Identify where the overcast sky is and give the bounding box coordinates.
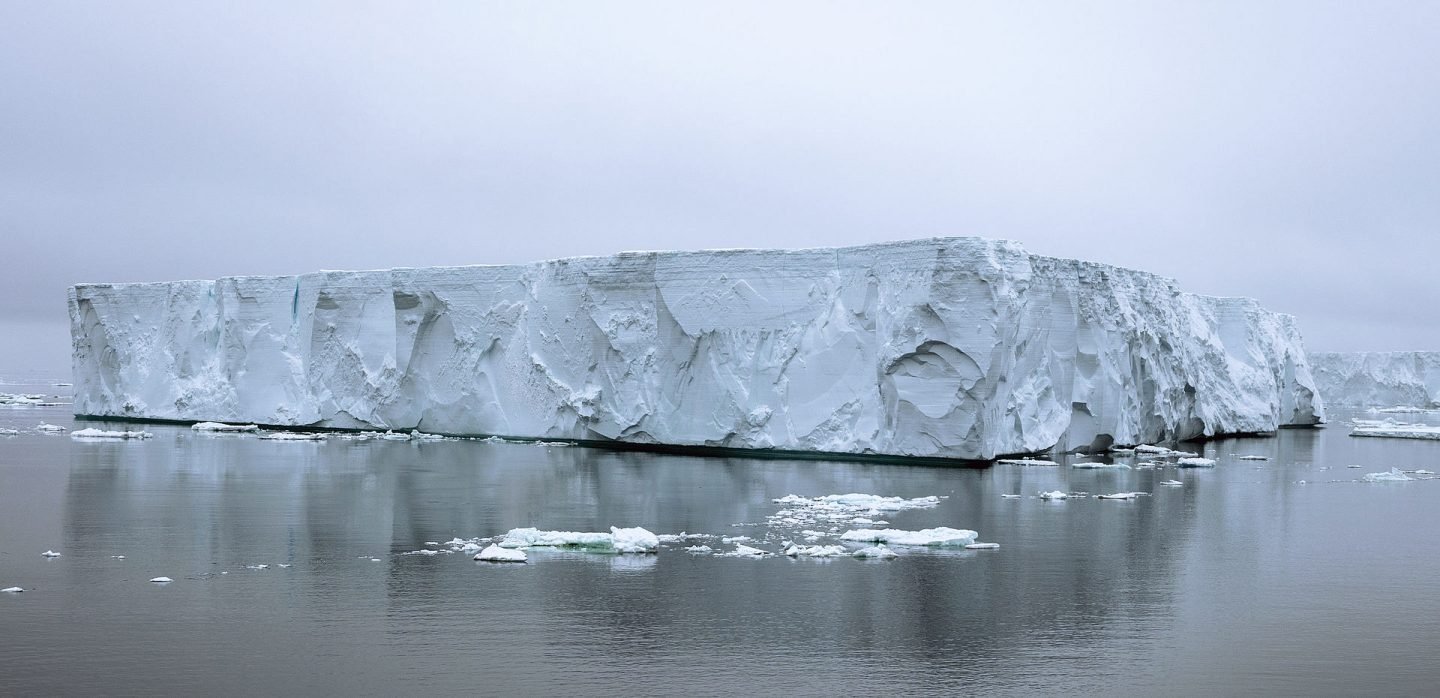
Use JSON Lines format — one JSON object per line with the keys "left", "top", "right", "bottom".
{"left": 3, "top": 2, "right": 1438, "bottom": 373}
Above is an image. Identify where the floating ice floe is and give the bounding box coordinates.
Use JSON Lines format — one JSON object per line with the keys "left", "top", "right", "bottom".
{"left": 1039, "top": 490, "right": 1069, "bottom": 500}
{"left": 278, "top": 564, "right": 291, "bottom": 568}
{"left": 725, "top": 544, "right": 771, "bottom": 557}
{"left": 1096, "top": 492, "right": 1148, "bottom": 500}
{"left": 1133, "top": 444, "right": 1198, "bottom": 457}
{"left": 1236, "top": 455, "right": 1270, "bottom": 461}
{"left": 41, "top": 550, "right": 60, "bottom": 558}
{"left": 965, "top": 542, "right": 1000, "bottom": 550}
{"left": 259, "top": 431, "right": 327, "bottom": 441}
{"left": 1362, "top": 468, "right": 1414, "bottom": 483}
{"left": 839, "top": 527, "right": 977, "bottom": 547}
{"left": 0, "top": 428, "right": 19, "bottom": 436}
{"left": 1, "top": 586, "right": 22, "bottom": 593}
{"left": 1414, "top": 469, "right": 1436, "bottom": 475}
{"left": 474, "top": 544, "right": 528, "bottom": 563}
{"left": 111, "top": 555, "right": 125, "bottom": 559}
{"left": 852, "top": 545, "right": 898, "bottom": 559}
{"left": 1351, "top": 424, "right": 1440, "bottom": 441}
{"left": 1160, "top": 480, "right": 1184, "bottom": 487}
{"left": 783, "top": 545, "right": 848, "bottom": 557}
{"left": 245, "top": 564, "right": 269, "bottom": 570}
{"left": 1001, "top": 494, "right": 1022, "bottom": 499}
{"left": 1177, "top": 457, "right": 1216, "bottom": 467}
{"left": 684, "top": 545, "right": 714, "bottom": 554}
{"left": 149, "top": 577, "right": 173, "bottom": 583}
{"left": 191, "top": 422, "right": 259, "bottom": 432}
{"left": 996, "top": 458, "right": 1059, "bottom": 466}
{"left": 35, "top": 423, "right": 66, "bottom": 432}
{"left": 1071, "top": 461, "right": 1131, "bottom": 469}
{"left": 721, "top": 535, "right": 754, "bottom": 544}
{"left": 656, "top": 532, "right": 715, "bottom": 544}
{"left": 498, "top": 526, "right": 659, "bottom": 553}
{"left": 72, "top": 428, "right": 152, "bottom": 440}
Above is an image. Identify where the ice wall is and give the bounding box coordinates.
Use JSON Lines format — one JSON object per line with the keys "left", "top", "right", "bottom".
{"left": 1309, "top": 352, "right": 1440, "bottom": 407}
{"left": 68, "top": 237, "right": 1324, "bottom": 460}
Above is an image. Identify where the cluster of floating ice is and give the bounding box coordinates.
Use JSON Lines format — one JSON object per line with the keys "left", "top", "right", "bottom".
{"left": 0, "top": 392, "right": 59, "bottom": 406}
{"left": 258, "top": 431, "right": 327, "bottom": 441}
{"left": 35, "top": 423, "right": 66, "bottom": 433}
{"left": 192, "top": 421, "right": 260, "bottom": 432}
{"left": 767, "top": 493, "right": 941, "bottom": 529}
{"left": 1363, "top": 468, "right": 1416, "bottom": 483}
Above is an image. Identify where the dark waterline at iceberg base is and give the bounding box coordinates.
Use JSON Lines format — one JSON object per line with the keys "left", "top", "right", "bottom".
{"left": 3, "top": 379, "right": 1440, "bottom": 696}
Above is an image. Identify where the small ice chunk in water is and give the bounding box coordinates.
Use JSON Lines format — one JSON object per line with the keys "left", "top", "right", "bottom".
{"left": 1414, "top": 469, "right": 1436, "bottom": 475}
{"left": 783, "top": 545, "right": 848, "bottom": 557}
{"left": 1362, "top": 468, "right": 1414, "bottom": 482}
{"left": 191, "top": 422, "right": 259, "bottom": 432}
{"left": 474, "top": 544, "right": 528, "bottom": 563}
{"left": 1177, "top": 457, "right": 1216, "bottom": 467}
{"left": 278, "top": 564, "right": 292, "bottom": 568}
{"left": 965, "top": 542, "right": 1000, "bottom": 550}
{"left": 41, "top": 550, "right": 61, "bottom": 557}
{"left": 72, "top": 428, "right": 153, "bottom": 439}
{"left": 729, "top": 544, "right": 770, "bottom": 557}
{"left": 246, "top": 564, "right": 269, "bottom": 570}
{"left": 1040, "top": 490, "right": 1068, "bottom": 500}
{"left": 259, "top": 431, "right": 327, "bottom": 441}
{"left": 1236, "top": 455, "right": 1269, "bottom": 461}
{"left": 2, "top": 587, "right": 22, "bottom": 593}
{"left": 150, "top": 577, "right": 173, "bottom": 583}
{"left": 685, "top": 545, "right": 714, "bottom": 554}
{"left": 1096, "top": 492, "right": 1146, "bottom": 500}
{"left": 1000, "top": 494, "right": 1022, "bottom": 499}
{"left": 1160, "top": 480, "right": 1184, "bottom": 486}
{"left": 852, "top": 545, "right": 898, "bottom": 559}
{"left": 36, "top": 423, "right": 67, "bottom": 432}
{"left": 839, "top": 527, "right": 977, "bottom": 547}
{"left": 1071, "top": 462, "right": 1131, "bottom": 469}
{"left": 996, "top": 458, "right": 1059, "bottom": 466}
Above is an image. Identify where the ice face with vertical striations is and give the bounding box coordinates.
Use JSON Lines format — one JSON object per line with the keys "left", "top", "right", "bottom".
{"left": 67, "top": 237, "right": 1323, "bottom": 460}
{"left": 1309, "top": 352, "right": 1440, "bottom": 408}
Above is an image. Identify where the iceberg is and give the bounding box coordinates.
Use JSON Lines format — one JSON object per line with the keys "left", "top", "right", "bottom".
{"left": 1362, "top": 468, "right": 1414, "bottom": 483}
{"left": 1, "top": 586, "right": 22, "bottom": 593}
{"left": 41, "top": 550, "right": 61, "bottom": 557}
{"left": 69, "top": 237, "right": 1323, "bottom": 461}
{"left": 474, "top": 545, "right": 528, "bottom": 563}
{"left": 1350, "top": 424, "right": 1440, "bottom": 441}
{"left": 1177, "top": 457, "right": 1216, "bottom": 467}
{"left": 1039, "top": 490, "right": 1069, "bottom": 500}
{"left": 36, "top": 423, "right": 66, "bottom": 433}
{"left": 191, "top": 421, "right": 259, "bottom": 432}
{"left": 71, "top": 428, "right": 152, "bottom": 440}
{"left": 839, "top": 527, "right": 978, "bottom": 547}
{"left": 497, "top": 526, "right": 659, "bottom": 553}
{"left": 1310, "top": 352, "right": 1440, "bottom": 407}
{"left": 149, "top": 577, "right": 173, "bottom": 583}
{"left": 852, "top": 545, "right": 898, "bottom": 559}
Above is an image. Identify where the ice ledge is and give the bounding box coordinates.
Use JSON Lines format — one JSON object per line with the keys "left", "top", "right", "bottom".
{"left": 68, "top": 236, "right": 1323, "bottom": 460}
{"left": 1310, "top": 351, "right": 1440, "bottom": 408}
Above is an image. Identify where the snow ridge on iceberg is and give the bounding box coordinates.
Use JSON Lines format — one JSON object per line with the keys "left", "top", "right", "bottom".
{"left": 68, "top": 237, "right": 1323, "bottom": 460}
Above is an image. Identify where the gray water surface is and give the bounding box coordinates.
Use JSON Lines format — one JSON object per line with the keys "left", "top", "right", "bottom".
{"left": 3, "top": 378, "right": 1439, "bottom": 696}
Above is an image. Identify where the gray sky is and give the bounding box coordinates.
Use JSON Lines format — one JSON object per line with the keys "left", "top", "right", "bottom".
{"left": 3, "top": 2, "right": 1438, "bottom": 373}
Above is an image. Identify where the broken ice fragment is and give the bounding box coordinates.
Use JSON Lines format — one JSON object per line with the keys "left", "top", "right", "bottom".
{"left": 474, "top": 545, "right": 528, "bottom": 563}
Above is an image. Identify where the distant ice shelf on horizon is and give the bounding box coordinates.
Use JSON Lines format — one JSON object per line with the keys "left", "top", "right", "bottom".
{"left": 67, "top": 236, "right": 1323, "bottom": 461}
{"left": 1310, "top": 351, "right": 1440, "bottom": 408}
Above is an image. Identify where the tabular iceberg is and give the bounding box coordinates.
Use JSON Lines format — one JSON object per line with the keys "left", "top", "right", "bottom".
{"left": 1309, "top": 352, "right": 1440, "bottom": 407}
{"left": 68, "top": 237, "right": 1323, "bottom": 461}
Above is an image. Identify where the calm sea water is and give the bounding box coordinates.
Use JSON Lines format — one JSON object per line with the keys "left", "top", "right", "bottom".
{"left": 3, "top": 374, "right": 1439, "bottom": 696}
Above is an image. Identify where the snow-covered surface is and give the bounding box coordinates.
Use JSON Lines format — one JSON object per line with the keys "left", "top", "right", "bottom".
{"left": 71, "top": 428, "right": 152, "bottom": 439}
{"left": 1350, "top": 423, "right": 1440, "bottom": 441}
{"left": 1310, "top": 352, "right": 1440, "bottom": 407}
{"left": 1362, "top": 468, "right": 1415, "bottom": 483}
{"left": 839, "top": 527, "right": 978, "bottom": 547}
{"left": 69, "top": 237, "right": 1323, "bottom": 461}
{"left": 474, "top": 544, "right": 528, "bottom": 562}
{"left": 192, "top": 421, "right": 259, "bottom": 432}
{"left": 497, "top": 526, "right": 659, "bottom": 553}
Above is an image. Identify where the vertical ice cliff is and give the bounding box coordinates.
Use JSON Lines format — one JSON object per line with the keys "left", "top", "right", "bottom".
{"left": 1309, "top": 352, "right": 1440, "bottom": 407}
{"left": 68, "top": 237, "right": 1324, "bottom": 460}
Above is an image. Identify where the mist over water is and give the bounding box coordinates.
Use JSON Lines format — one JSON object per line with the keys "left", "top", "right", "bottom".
{"left": 3, "top": 379, "right": 1439, "bottom": 695}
